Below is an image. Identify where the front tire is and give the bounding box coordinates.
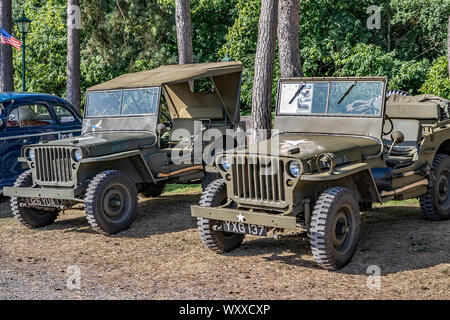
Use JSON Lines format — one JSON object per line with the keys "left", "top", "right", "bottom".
{"left": 420, "top": 154, "right": 450, "bottom": 221}
{"left": 10, "top": 170, "right": 58, "bottom": 228}
{"left": 201, "top": 172, "right": 220, "bottom": 190}
{"left": 85, "top": 170, "right": 138, "bottom": 235}
{"left": 310, "top": 187, "right": 361, "bottom": 270}
{"left": 197, "top": 179, "right": 244, "bottom": 253}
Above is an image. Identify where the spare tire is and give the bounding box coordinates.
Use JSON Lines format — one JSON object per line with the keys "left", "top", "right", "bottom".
{"left": 386, "top": 90, "right": 411, "bottom": 97}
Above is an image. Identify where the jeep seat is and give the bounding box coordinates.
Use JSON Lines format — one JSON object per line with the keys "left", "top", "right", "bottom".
{"left": 383, "top": 99, "right": 440, "bottom": 167}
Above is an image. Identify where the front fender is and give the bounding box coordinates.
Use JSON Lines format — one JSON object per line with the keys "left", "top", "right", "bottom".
{"left": 301, "top": 162, "right": 381, "bottom": 202}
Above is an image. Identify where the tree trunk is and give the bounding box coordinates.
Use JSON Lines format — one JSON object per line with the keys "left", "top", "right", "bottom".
{"left": 447, "top": 15, "right": 450, "bottom": 78}
{"left": 251, "top": 0, "right": 278, "bottom": 140}
{"left": 67, "top": 0, "right": 81, "bottom": 110}
{"left": 175, "top": 0, "right": 193, "bottom": 65}
{"left": 278, "top": 0, "right": 302, "bottom": 78}
{"left": 0, "top": 0, "right": 14, "bottom": 92}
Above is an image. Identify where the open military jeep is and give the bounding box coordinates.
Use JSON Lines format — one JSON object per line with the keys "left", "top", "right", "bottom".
{"left": 3, "top": 62, "right": 243, "bottom": 235}
{"left": 191, "top": 77, "right": 450, "bottom": 270}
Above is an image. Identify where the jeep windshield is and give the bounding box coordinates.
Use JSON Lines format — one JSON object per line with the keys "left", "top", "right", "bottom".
{"left": 86, "top": 87, "right": 159, "bottom": 117}
{"left": 278, "top": 80, "right": 384, "bottom": 117}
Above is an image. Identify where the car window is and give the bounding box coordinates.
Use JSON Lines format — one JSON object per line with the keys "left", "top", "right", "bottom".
{"left": 86, "top": 88, "right": 159, "bottom": 117}
{"left": 328, "top": 82, "right": 383, "bottom": 115}
{"left": 86, "top": 91, "right": 122, "bottom": 117}
{"left": 53, "top": 104, "right": 76, "bottom": 123}
{"left": 278, "top": 81, "right": 384, "bottom": 116}
{"left": 121, "top": 88, "right": 158, "bottom": 115}
{"left": 6, "top": 104, "right": 53, "bottom": 128}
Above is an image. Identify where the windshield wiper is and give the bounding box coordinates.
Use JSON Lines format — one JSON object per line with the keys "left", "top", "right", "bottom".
{"left": 289, "top": 83, "right": 305, "bottom": 104}
{"left": 337, "top": 81, "right": 357, "bottom": 104}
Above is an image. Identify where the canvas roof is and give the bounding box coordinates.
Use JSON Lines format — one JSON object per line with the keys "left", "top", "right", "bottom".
{"left": 87, "top": 62, "right": 243, "bottom": 91}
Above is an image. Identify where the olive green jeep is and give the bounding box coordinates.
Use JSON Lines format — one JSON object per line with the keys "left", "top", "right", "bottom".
{"left": 3, "top": 62, "right": 244, "bottom": 234}
{"left": 191, "top": 77, "right": 450, "bottom": 270}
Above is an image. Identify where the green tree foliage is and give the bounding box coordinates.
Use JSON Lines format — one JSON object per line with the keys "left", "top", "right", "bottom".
{"left": 420, "top": 56, "right": 450, "bottom": 99}
{"left": 11, "top": 0, "right": 236, "bottom": 107}
{"left": 12, "top": 0, "right": 67, "bottom": 95}
{"left": 220, "top": 0, "right": 450, "bottom": 110}
{"left": 8, "top": 0, "right": 450, "bottom": 112}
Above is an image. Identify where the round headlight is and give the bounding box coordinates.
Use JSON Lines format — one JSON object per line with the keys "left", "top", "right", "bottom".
{"left": 73, "top": 149, "right": 82, "bottom": 162}
{"left": 288, "top": 161, "right": 302, "bottom": 177}
{"left": 220, "top": 157, "right": 232, "bottom": 171}
{"left": 28, "top": 148, "right": 35, "bottom": 161}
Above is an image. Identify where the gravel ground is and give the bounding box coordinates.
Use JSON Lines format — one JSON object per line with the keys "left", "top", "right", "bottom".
{"left": 0, "top": 191, "right": 448, "bottom": 300}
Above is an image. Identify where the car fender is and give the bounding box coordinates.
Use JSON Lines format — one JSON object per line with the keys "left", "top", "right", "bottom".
{"left": 80, "top": 150, "right": 156, "bottom": 183}
{"left": 301, "top": 162, "right": 381, "bottom": 202}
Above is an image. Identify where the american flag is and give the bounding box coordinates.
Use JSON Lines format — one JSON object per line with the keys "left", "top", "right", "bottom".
{"left": 0, "top": 28, "right": 21, "bottom": 50}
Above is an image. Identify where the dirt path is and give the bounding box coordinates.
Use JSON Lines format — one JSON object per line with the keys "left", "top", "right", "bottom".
{"left": 0, "top": 192, "right": 448, "bottom": 300}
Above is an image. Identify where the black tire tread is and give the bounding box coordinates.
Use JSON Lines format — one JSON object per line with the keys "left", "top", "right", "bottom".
{"left": 10, "top": 170, "right": 58, "bottom": 228}
{"left": 85, "top": 170, "right": 137, "bottom": 235}
{"left": 420, "top": 154, "right": 450, "bottom": 221}
{"left": 197, "top": 179, "right": 244, "bottom": 252}
{"left": 310, "top": 187, "right": 360, "bottom": 270}
{"left": 141, "top": 182, "right": 166, "bottom": 198}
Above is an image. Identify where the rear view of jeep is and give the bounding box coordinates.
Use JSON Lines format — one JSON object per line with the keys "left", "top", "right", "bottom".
{"left": 191, "top": 77, "right": 450, "bottom": 270}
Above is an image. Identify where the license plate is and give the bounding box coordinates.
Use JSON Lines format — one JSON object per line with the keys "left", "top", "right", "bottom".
{"left": 25, "top": 197, "right": 60, "bottom": 208}
{"left": 221, "top": 221, "right": 267, "bottom": 236}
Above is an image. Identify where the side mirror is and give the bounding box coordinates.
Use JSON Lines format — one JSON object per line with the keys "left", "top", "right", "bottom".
{"left": 391, "top": 131, "right": 404, "bottom": 144}
{"left": 387, "top": 131, "right": 405, "bottom": 156}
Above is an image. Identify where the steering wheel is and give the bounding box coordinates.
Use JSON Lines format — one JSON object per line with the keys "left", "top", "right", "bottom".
{"left": 383, "top": 114, "right": 394, "bottom": 136}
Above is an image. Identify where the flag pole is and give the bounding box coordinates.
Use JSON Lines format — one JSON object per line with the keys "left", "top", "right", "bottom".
{"left": 21, "top": 32, "right": 25, "bottom": 92}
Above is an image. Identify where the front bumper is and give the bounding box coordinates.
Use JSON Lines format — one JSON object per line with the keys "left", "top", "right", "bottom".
{"left": 191, "top": 205, "right": 297, "bottom": 230}
{"left": 3, "top": 186, "right": 77, "bottom": 200}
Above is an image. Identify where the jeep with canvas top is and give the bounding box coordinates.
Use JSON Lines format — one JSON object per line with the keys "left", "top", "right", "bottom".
{"left": 191, "top": 76, "right": 450, "bottom": 270}
{"left": 3, "top": 61, "right": 244, "bottom": 235}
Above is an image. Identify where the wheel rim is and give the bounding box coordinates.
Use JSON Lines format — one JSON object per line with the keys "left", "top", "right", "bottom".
{"left": 102, "top": 183, "right": 130, "bottom": 220}
{"left": 332, "top": 206, "right": 352, "bottom": 252}
{"left": 435, "top": 169, "right": 450, "bottom": 210}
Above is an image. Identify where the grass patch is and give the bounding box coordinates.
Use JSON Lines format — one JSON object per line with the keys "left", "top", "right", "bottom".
{"left": 164, "top": 184, "right": 201, "bottom": 194}
{"left": 382, "top": 198, "right": 420, "bottom": 206}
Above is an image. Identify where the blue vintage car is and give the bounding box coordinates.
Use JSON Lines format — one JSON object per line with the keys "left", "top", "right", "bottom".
{"left": 0, "top": 92, "right": 82, "bottom": 194}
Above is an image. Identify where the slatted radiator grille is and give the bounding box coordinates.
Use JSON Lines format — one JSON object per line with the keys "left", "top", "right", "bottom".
{"left": 231, "top": 155, "right": 285, "bottom": 203}
{"left": 34, "top": 147, "right": 73, "bottom": 184}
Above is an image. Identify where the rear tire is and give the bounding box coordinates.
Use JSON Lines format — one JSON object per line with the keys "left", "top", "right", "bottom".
{"left": 85, "top": 170, "right": 138, "bottom": 235}
{"left": 141, "top": 182, "right": 166, "bottom": 198}
{"left": 10, "top": 170, "right": 58, "bottom": 228}
{"left": 197, "top": 179, "right": 244, "bottom": 253}
{"left": 420, "top": 154, "right": 450, "bottom": 221}
{"left": 310, "top": 187, "right": 361, "bottom": 270}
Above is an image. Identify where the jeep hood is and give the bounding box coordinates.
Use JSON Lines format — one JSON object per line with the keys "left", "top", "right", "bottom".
{"left": 238, "top": 134, "right": 381, "bottom": 162}
{"left": 31, "top": 132, "right": 156, "bottom": 158}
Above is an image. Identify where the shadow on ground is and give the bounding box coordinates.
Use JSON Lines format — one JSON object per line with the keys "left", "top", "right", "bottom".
{"left": 2, "top": 193, "right": 448, "bottom": 275}
{"left": 0, "top": 197, "right": 12, "bottom": 218}
{"left": 226, "top": 206, "right": 450, "bottom": 275}
{"left": 38, "top": 193, "right": 201, "bottom": 238}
